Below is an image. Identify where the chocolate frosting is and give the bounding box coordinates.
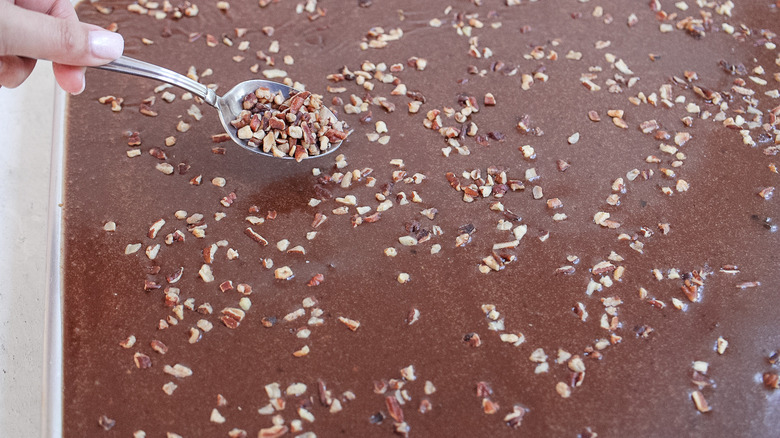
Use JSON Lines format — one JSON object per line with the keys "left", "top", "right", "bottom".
{"left": 63, "top": 0, "right": 780, "bottom": 436}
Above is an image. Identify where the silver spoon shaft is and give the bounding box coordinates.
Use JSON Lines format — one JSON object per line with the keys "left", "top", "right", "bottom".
{"left": 95, "top": 56, "right": 218, "bottom": 106}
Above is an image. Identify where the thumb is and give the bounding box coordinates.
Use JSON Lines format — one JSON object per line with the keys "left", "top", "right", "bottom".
{"left": 0, "top": 3, "right": 123, "bottom": 66}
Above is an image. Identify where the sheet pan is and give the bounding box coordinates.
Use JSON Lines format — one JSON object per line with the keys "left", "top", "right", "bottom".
{"left": 42, "top": 79, "right": 67, "bottom": 438}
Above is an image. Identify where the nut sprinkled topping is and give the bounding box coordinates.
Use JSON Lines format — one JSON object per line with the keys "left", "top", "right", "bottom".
{"left": 63, "top": 1, "right": 780, "bottom": 436}
{"left": 338, "top": 316, "right": 361, "bottom": 331}
{"left": 691, "top": 391, "right": 712, "bottom": 413}
{"left": 764, "top": 373, "right": 779, "bottom": 390}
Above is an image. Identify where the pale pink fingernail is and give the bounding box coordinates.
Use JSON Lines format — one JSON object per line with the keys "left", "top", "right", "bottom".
{"left": 89, "top": 31, "right": 124, "bottom": 60}
{"left": 72, "top": 74, "right": 86, "bottom": 95}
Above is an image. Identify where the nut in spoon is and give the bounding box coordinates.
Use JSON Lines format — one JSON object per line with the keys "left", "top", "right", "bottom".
{"left": 95, "top": 55, "right": 347, "bottom": 160}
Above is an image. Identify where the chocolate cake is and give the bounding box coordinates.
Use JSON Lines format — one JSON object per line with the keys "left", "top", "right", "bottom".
{"left": 62, "top": 0, "right": 779, "bottom": 436}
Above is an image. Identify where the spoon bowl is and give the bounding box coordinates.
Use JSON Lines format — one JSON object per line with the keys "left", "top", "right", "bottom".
{"left": 96, "top": 56, "right": 345, "bottom": 159}
{"left": 216, "top": 80, "right": 344, "bottom": 159}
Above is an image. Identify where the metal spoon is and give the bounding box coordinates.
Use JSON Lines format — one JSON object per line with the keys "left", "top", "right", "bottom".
{"left": 95, "top": 55, "right": 344, "bottom": 159}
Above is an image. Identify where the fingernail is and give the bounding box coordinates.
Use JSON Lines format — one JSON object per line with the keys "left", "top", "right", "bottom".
{"left": 89, "top": 31, "right": 124, "bottom": 60}
{"left": 72, "top": 74, "right": 86, "bottom": 95}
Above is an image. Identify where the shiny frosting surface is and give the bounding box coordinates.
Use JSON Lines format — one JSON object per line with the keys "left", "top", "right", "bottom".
{"left": 63, "top": 1, "right": 780, "bottom": 436}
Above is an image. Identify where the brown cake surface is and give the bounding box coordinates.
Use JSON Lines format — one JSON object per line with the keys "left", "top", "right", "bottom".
{"left": 63, "top": 0, "right": 780, "bottom": 436}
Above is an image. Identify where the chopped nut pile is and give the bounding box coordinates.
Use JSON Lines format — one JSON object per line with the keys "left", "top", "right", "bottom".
{"left": 230, "top": 87, "right": 346, "bottom": 160}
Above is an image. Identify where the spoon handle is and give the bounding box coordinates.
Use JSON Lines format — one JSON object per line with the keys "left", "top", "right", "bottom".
{"left": 95, "top": 55, "right": 218, "bottom": 107}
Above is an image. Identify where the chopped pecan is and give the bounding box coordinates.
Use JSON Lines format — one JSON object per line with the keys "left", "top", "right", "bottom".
{"left": 385, "top": 395, "right": 404, "bottom": 423}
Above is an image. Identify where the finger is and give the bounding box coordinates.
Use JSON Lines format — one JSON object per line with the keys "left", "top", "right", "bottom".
{"left": 52, "top": 63, "right": 86, "bottom": 95}
{"left": 0, "top": 55, "right": 37, "bottom": 88}
{"left": 15, "top": 0, "right": 76, "bottom": 18}
{"left": 0, "top": 2, "right": 123, "bottom": 65}
{"left": 50, "top": 0, "right": 85, "bottom": 94}
{"left": 46, "top": 0, "right": 79, "bottom": 20}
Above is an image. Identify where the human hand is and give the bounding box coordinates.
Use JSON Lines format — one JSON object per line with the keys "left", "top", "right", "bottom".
{"left": 0, "top": 0, "right": 124, "bottom": 94}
